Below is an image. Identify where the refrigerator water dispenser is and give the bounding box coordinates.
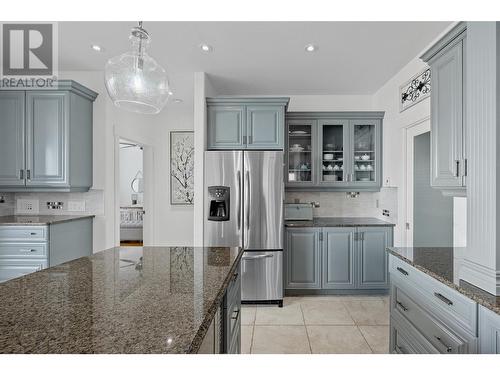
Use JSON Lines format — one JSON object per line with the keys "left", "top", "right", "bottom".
{"left": 207, "top": 186, "right": 230, "bottom": 221}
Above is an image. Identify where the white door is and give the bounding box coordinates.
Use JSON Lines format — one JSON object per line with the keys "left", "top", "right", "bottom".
{"left": 404, "top": 119, "right": 431, "bottom": 247}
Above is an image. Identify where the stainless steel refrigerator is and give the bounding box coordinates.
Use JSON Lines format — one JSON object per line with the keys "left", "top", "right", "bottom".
{"left": 204, "top": 151, "right": 283, "bottom": 306}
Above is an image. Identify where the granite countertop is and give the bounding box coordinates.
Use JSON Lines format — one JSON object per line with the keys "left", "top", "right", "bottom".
{"left": 0, "top": 246, "right": 243, "bottom": 353}
{"left": 387, "top": 247, "right": 500, "bottom": 315}
{"left": 285, "top": 217, "right": 395, "bottom": 227}
{"left": 0, "top": 215, "right": 95, "bottom": 225}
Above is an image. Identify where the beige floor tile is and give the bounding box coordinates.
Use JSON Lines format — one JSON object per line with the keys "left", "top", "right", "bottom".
{"left": 343, "top": 299, "right": 390, "bottom": 325}
{"left": 255, "top": 303, "right": 304, "bottom": 325}
{"left": 252, "top": 325, "right": 311, "bottom": 354}
{"left": 241, "top": 307, "right": 257, "bottom": 325}
{"left": 307, "top": 325, "right": 372, "bottom": 354}
{"left": 358, "top": 325, "right": 390, "bottom": 354}
{"left": 301, "top": 300, "right": 355, "bottom": 325}
{"left": 241, "top": 325, "right": 254, "bottom": 354}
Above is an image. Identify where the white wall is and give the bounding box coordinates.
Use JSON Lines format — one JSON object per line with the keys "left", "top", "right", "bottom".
{"left": 119, "top": 145, "right": 143, "bottom": 206}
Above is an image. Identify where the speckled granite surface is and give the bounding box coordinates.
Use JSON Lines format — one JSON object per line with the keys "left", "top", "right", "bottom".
{"left": 0, "top": 246, "right": 243, "bottom": 353}
{"left": 285, "top": 217, "right": 395, "bottom": 227}
{"left": 0, "top": 215, "right": 94, "bottom": 225}
{"left": 387, "top": 247, "right": 500, "bottom": 315}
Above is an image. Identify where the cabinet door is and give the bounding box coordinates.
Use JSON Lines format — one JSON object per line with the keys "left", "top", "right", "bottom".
{"left": 0, "top": 259, "right": 47, "bottom": 283}
{"left": 318, "top": 120, "right": 351, "bottom": 186}
{"left": 322, "top": 228, "right": 356, "bottom": 289}
{"left": 286, "top": 119, "right": 316, "bottom": 187}
{"left": 357, "top": 227, "right": 392, "bottom": 289}
{"left": 350, "top": 119, "right": 381, "bottom": 188}
{"left": 285, "top": 228, "right": 321, "bottom": 289}
{"left": 25, "top": 91, "right": 69, "bottom": 187}
{"left": 207, "top": 105, "right": 245, "bottom": 149}
{"left": 430, "top": 40, "right": 464, "bottom": 188}
{"left": 0, "top": 91, "right": 26, "bottom": 186}
{"left": 246, "top": 105, "right": 284, "bottom": 149}
{"left": 479, "top": 305, "right": 500, "bottom": 354}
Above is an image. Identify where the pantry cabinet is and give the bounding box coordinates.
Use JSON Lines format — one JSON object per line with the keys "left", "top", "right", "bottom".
{"left": 0, "top": 80, "right": 98, "bottom": 192}
{"left": 421, "top": 22, "right": 467, "bottom": 196}
{"left": 285, "top": 112, "right": 384, "bottom": 191}
{"left": 206, "top": 97, "right": 289, "bottom": 150}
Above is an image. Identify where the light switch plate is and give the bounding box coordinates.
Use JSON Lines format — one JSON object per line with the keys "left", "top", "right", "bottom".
{"left": 68, "top": 200, "right": 86, "bottom": 212}
{"left": 16, "top": 199, "right": 39, "bottom": 214}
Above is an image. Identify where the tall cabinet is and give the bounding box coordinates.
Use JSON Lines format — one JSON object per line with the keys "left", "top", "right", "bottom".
{"left": 421, "top": 22, "right": 467, "bottom": 196}
{"left": 286, "top": 112, "right": 384, "bottom": 191}
{"left": 0, "top": 81, "right": 97, "bottom": 192}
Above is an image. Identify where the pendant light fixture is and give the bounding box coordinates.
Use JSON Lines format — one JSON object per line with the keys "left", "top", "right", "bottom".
{"left": 104, "top": 21, "right": 170, "bottom": 114}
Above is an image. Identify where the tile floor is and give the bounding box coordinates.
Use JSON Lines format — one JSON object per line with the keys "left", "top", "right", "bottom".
{"left": 241, "top": 295, "right": 390, "bottom": 354}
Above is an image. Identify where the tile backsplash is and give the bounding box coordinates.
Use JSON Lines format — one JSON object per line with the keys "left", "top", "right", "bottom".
{"left": 285, "top": 187, "right": 398, "bottom": 223}
{"left": 0, "top": 193, "right": 15, "bottom": 216}
{"left": 14, "top": 189, "right": 104, "bottom": 216}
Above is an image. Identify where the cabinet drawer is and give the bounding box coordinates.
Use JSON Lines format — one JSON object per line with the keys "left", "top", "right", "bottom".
{"left": 391, "top": 315, "right": 439, "bottom": 354}
{"left": 0, "top": 243, "right": 48, "bottom": 258}
{"left": 389, "top": 255, "right": 477, "bottom": 335}
{"left": 0, "top": 226, "right": 48, "bottom": 242}
{"left": 0, "top": 259, "right": 47, "bottom": 283}
{"left": 393, "top": 285, "right": 472, "bottom": 353}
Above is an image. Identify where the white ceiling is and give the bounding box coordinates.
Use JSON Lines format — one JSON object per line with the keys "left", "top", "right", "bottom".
{"left": 59, "top": 21, "right": 451, "bottom": 101}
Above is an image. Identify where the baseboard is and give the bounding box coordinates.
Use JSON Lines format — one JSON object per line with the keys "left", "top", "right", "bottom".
{"left": 285, "top": 289, "right": 389, "bottom": 296}
{"left": 456, "top": 258, "right": 500, "bottom": 296}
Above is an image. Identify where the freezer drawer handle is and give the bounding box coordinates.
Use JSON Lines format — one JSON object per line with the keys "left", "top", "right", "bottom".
{"left": 434, "top": 292, "right": 453, "bottom": 306}
{"left": 242, "top": 254, "right": 274, "bottom": 260}
{"left": 434, "top": 336, "right": 453, "bottom": 353}
{"left": 396, "top": 267, "right": 409, "bottom": 276}
{"left": 237, "top": 171, "right": 241, "bottom": 231}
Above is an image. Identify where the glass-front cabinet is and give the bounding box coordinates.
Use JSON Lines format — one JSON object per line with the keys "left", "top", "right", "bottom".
{"left": 285, "top": 113, "right": 383, "bottom": 191}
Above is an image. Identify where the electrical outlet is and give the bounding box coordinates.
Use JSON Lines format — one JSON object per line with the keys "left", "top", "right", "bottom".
{"left": 17, "top": 199, "right": 39, "bottom": 214}
{"left": 382, "top": 209, "right": 390, "bottom": 217}
{"left": 68, "top": 200, "right": 86, "bottom": 212}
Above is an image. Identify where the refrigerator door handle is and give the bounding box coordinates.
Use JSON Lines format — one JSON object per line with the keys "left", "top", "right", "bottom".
{"left": 245, "top": 170, "right": 250, "bottom": 232}
{"left": 236, "top": 170, "right": 241, "bottom": 231}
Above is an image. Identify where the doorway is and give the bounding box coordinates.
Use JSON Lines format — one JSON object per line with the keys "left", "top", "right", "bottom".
{"left": 404, "top": 119, "right": 453, "bottom": 247}
{"left": 119, "top": 139, "right": 144, "bottom": 246}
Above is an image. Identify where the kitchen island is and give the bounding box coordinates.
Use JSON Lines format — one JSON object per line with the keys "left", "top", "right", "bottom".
{"left": 0, "top": 246, "right": 243, "bottom": 354}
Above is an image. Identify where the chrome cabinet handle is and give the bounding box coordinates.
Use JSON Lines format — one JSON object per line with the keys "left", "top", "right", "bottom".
{"left": 231, "top": 272, "right": 238, "bottom": 282}
{"left": 26, "top": 169, "right": 31, "bottom": 180}
{"left": 19, "top": 169, "right": 24, "bottom": 180}
{"left": 19, "top": 248, "right": 37, "bottom": 253}
{"left": 454, "top": 160, "right": 460, "bottom": 178}
{"left": 30, "top": 232, "right": 37, "bottom": 236}
{"left": 396, "top": 267, "right": 409, "bottom": 276}
{"left": 434, "top": 336, "right": 453, "bottom": 353}
{"left": 434, "top": 292, "right": 453, "bottom": 306}
{"left": 242, "top": 254, "right": 273, "bottom": 260}
{"left": 464, "top": 158, "right": 468, "bottom": 177}
{"left": 396, "top": 301, "right": 409, "bottom": 312}
{"left": 231, "top": 309, "right": 240, "bottom": 321}
{"left": 236, "top": 171, "right": 241, "bottom": 231}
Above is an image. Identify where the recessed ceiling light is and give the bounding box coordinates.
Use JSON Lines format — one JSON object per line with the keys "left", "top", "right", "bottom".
{"left": 199, "top": 44, "right": 213, "bottom": 53}
{"left": 305, "top": 44, "right": 318, "bottom": 52}
{"left": 173, "top": 99, "right": 183, "bottom": 103}
{"left": 168, "top": 90, "right": 174, "bottom": 96}
{"left": 91, "top": 44, "right": 104, "bottom": 52}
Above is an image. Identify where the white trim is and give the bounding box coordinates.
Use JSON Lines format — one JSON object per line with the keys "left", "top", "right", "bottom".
{"left": 403, "top": 116, "right": 431, "bottom": 247}
{"left": 457, "top": 258, "right": 500, "bottom": 295}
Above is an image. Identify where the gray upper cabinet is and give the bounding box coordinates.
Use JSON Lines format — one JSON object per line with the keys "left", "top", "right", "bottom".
{"left": 206, "top": 97, "right": 289, "bottom": 150}
{"left": 322, "top": 228, "right": 355, "bottom": 289}
{"left": 285, "top": 227, "right": 321, "bottom": 289}
{"left": 0, "top": 81, "right": 97, "bottom": 192}
{"left": 421, "top": 22, "right": 466, "bottom": 196}
{"left": 286, "top": 112, "right": 384, "bottom": 192}
{"left": 357, "top": 226, "right": 392, "bottom": 289}
{"left": 0, "top": 92, "right": 25, "bottom": 186}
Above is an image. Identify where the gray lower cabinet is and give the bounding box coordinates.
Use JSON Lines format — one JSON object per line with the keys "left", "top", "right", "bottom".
{"left": 479, "top": 306, "right": 500, "bottom": 354}
{"left": 285, "top": 228, "right": 321, "bottom": 289}
{"left": 421, "top": 22, "right": 466, "bottom": 196}
{"left": 322, "top": 228, "right": 356, "bottom": 289}
{"left": 224, "top": 261, "right": 241, "bottom": 354}
{"left": 0, "top": 218, "right": 93, "bottom": 283}
{"left": 0, "top": 80, "right": 97, "bottom": 192}
{"left": 285, "top": 226, "right": 393, "bottom": 292}
{"left": 206, "top": 97, "right": 289, "bottom": 150}
{"left": 358, "top": 227, "right": 392, "bottom": 289}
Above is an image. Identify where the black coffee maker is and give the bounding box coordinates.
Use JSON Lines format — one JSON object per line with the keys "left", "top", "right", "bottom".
{"left": 207, "top": 186, "right": 230, "bottom": 221}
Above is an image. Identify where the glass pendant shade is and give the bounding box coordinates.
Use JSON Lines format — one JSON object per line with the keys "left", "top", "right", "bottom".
{"left": 104, "top": 23, "right": 170, "bottom": 115}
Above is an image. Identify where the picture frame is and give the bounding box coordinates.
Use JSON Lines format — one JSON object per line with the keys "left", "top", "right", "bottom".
{"left": 170, "top": 131, "right": 194, "bottom": 205}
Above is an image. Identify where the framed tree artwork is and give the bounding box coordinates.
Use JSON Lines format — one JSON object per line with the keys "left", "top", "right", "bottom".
{"left": 170, "top": 131, "right": 194, "bottom": 205}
